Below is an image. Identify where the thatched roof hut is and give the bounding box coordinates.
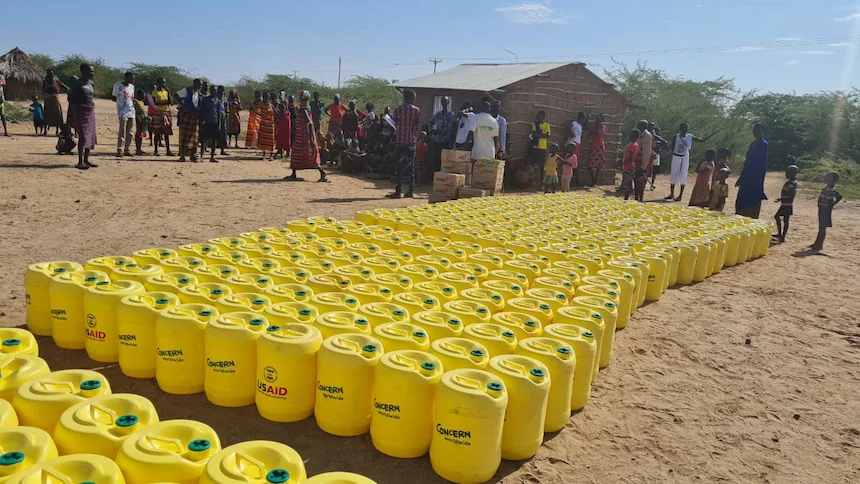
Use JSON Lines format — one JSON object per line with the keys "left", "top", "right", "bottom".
{"left": 0, "top": 47, "right": 46, "bottom": 101}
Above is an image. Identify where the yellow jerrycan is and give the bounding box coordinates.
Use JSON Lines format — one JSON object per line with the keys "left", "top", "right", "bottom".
{"left": 356, "top": 302, "right": 409, "bottom": 327}
{"left": 263, "top": 302, "right": 318, "bottom": 326}
{"left": 595, "top": 270, "right": 635, "bottom": 329}
{"left": 429, "top": 338, "right": 489, "bottom": 371}
{"left": 571, "top": 296, "right": 617, "bottom": 369}
{"left": 0, "top": 329, "right": 38, "bottom": 357}
{"left": 437, "top": 271, "right": 479, "bottom": 293}
{"left": 372, "top": 323, "right": 430, "bottom": 352}
{"left": 429, "top": 369, "right": 507, "bottom": 484}
{"left": 652, "top": 245, "right": 681, "bottom": 288}
{"left": 483, "top": 246, "right": 516, "bottom": 261}
{"left": 49, "top": 270, "right": 110, "bottom": 350}
{"left": 676, "top": 244, "right": 699, "bottom": 285}
{"left": 199, "top": 441, "right": 307, "bottom": 484}
{"left": 0, "top": 426, "right": 58, "bottom": 482}
{"left": 369, "top": 273, "right": 412, "bottom": 294}
{"left": 84, "top": 256, "right": 136, "bottom": 275}
{"left": 399, "top": 264, "right": 438, "bottom": 284}
{"left": 209, "top": 237, "right": 245, "bottom": 251}
{"left": 268, "top": 267, "right": 311, "bottom": 285}
{"left": 0, "top": 400, "right": 17, "bottom": 428}
{"left": 480, "top": 280, "right": 524, "bottom": 302}
{"left": 690, "top": 240, "right": 712, "bottom": 283}
{"left": 722, "top": 232, "right": 740, "bottom": 268}
{"left": 133, "top": 248, "right": 178, "bottom": 266}
{"left": 490, "top": 312, "right": 543, "bottom": 341}
{"left": 432, "top": 246, "right": 468, "bottom": 264}
{"left": 315, "top": 334, "right": 383, "bottom": 437}
{"left": 459, "top": 288, "right": 506, "bottom": 314}
{"left": 256, "top": 324, "right": 323, "bottom": 423}
{"left": 332, "top": 265, "right": 375, "bottom": 286}
{"left": 237, "top": 258, "right": 281, "bottom": 275}
{"left": 224, "top": 273, "right": 275, "bottom": 293}
{"left": 161, "top": 256, "right": 207, "bottom": 274}
{"left": 531, "top": 276, "right": 576, "bottom": 301}
{"left": 206, "top": 250, "right": 249, "bottom": 267}
{"left": 0, "top": 355, "right": 50, "bottom": 402}
{"left": 144, "top": 272, "right": 199, "bottom": 294}
{"left": 462, "top": 324, "right": 517, "bottom": 357}
{"left": 176, "top": 244, "right": 220, "bottom": 258}
{"left": 501, "top": 260, "right": 540, "bottom": 283}
{"left": 193, "top": 265, "right": 240, "bottom": 284}
{"left": 541, "top": 267, "right": 582, "bottom": 289}
{"left": 703, "top": 239, "right": 719, "bottom": 278}
{"left": 393, "top": 292, "right": 441, "bottom": 316}
{"left": 554, "top": 260, "right": 593, "bottom": 283}
{"left": 204, "top": 313, "right": 268, "bottom": 407}
{"left": 358, "top": 257, "right": 398, "bottom": 275}
{"left": 84, "top": 280, "right": 146, "bottom": 363}
{"left": 112, "top": 264, "right": 165, "bottom": 286}
{"left": 346, "top": 283, "right": 393, "bottom": 304}
{"left": 605, "top": 260, "right": 644, "bottom": 315}
{"left": 412, "top": 281, "right": 458, "bottom": 304}
{"left": 634, "top": 252, "right": 668, "bottom": 301}
{"left": 264, "top": 284, "right": 313, "bottom": 304}
{"left": 370, "top": 350, "right": 443, "bottom": 458}
{"left": 295, "top": 258, "right": 335, "bottom": 275}
{"left": 216, "top": 293, "right": 272, "bottom": 314}
{"left": 7, "top": 454, "right": 124, "bottom": 484}
{"left": 178, "top": 282, "right": 232, "bottom": 306}
{"left": 618, "top": 256, "right": 650, "bottom": 308}
{"left": 24, "top": 261, "right": 83, "bottom": 336}
{"left": 314, "top": 312, "right": 371, "bottom": 339}
{"left": 304, "top": 472, "right": 376, "bottom": 484}
{"left": 53, "top": 393, "right": 158, "bottom": 458}
{"left": 467, "top": 253, "right": 505, "bottom": 271}
{"left": 13, "top": 370, "right": 111, "bottom": 432}
{"left": 309, "top": 292, "right": 360, "bottom": 315}
{"left": 576, "top": 286, "right": 621, "bottom": 318}
{"left": 515, "top": 338, "right": 574, "bottom": 432}
{"left": 411, "top": 311, "right": 463, "bottom": 340}
{"left": 329, "top": 250, "right": 365, "bottom": 267}
{"left": 486, "top": 355, "right": 550, "bottom": 461}
{"left": 515, "top": 253, "right": 551, "bottom": 271}
{"left": 378, "top": 250, "right": 413, "bottom": 265}
{"left": 542, "top": 324, "right": 597, "bottom": 410}
{"left": 115, "top": 419, "right": 221, "bottom": 484}
{"left": 117, "top": 292, "right": 179, "bottom": 378}
{"left": 306, "top": 274, "right": 351, "bottom": 294}
{"left": 523, "top": 288, "right": 568, "bottom": 313}
{"left": 414, "top": 255, "right": 452, "bottom": 273}
{"left": 155, "top": 304, "right": 219, "bottom": 395}
{"left": 442, "top": 300, "right": 491, "bottom": 327}
{"left": 503, "top": 298, "right": 553, "bottom": 326}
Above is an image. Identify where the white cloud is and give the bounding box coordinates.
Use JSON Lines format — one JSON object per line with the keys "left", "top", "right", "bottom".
{"left": 834, "top": 13, "right": 860, "bottom": 22}
{"left": 495, "top": 3, "right": 583, "bottom": 25}
{"left": 828, "top": 42, "right": 854, "bottom": 47}
{"left": 781, "top": 60, "right": 800, "bottom": 66}
{"left": 794, "top": 50, "right": 835, "bottom": 55}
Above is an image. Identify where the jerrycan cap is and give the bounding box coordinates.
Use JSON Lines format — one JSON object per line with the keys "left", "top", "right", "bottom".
{"left": 556, "top": 294, "right": 567, "bottom": 300}
{"left": 338, "top": 281, "right": 349, "bottom": 287}
{"left": 211, "top": 289, "right": 224, "bottom": 296}
{"left": 266, "top": 469, "right": 291, "bottom": 484}
{"left": 530, "top": 368, "right": 546, "bottom": 378}
{"left": 199, "top": 310, "right": 214, "bottom": 317}
{"left": 346, "top": 298, "right": 358, "bottom": 304}
{"left": 231, "top": 254, "right": 242, "bottom": 259}
{"left": 80, "top": 379, "right": 102, "bottom": 390}
{"left": 257, "top": 279, "right": 270, "bottom": 284}
{"left": 399, "top": 278, "right": 410, "bottom": 284}
{"left": 96, "top": 281, "right": 110, "bottom": 286}
{"left": 54, "top": 267, "right": 68, "bottom": 273}
{"left": 0, "top": 452, "right": 25, "bottom": 466}
{"left": 502, "top": 330, "right": 516, "bottom": 338}
{"left": 84, "top": 276, "right": 98, "bottom": 282}
{"left": 221, "top": 269, "right": 233, "bottom": 275}
{"left": 491, "top": 295, "right": 502, "bottom": 301}
{"left": 424, "top": 269, "right": 434, "bottom": 274}
{"left": 392, "top": 310, "right": 406, "bottom": 316}
{"left": 476, "top": 308, "right": 489, "bottom": 314}
{"left": 558, "top": 347, "right": 572, "bottom": 355}
{"left": 592, "top": 313, "right": 603, "bottom": 320}
{"left": 266, "top": 326, "right": 281, "bottom": 332}
{"left": 115, "top": 414, "right": 139, "bottom": 427}
{"left": 380, "top": 288, "right": 391, "bottom": 294}
{"left": 470, "top": 349, "right": 485, "bottom": 357}
{"left": 250, "top": 319, "right": 266, "bottom": 326}
{"left": 487, "top": 382, "right": 504, "bottom": 392}
{"left": 178, "top": 278, "right": 191, "bottom": 284}
{"left": 2, "top": 339, "right": 21, "bottom": 347}
{"left": 443, "top": 287, "right": 454, "bottom": 293}
{"left": 189, "top": 439, "right": 211, "bottom": 452}
{"left": 423, "top": 299, "right": 435, "bottom": 305}
{"left": 361, "top": 270, "right": 371, "bottom": 275}
{"left": 252, "top": 299, "right": 266, "bottom": 306}
{"left": 296, "top": 291, "right": 308, "bottom": 296}
{"left": 297, "top": 272, "right": 308, "bottom": 277}
{"left": 511, "top": 285, "right": 521, "bottom": 291}
{"left": 467, "top": 276, "right": 477, "bottom": 281}
{"left": 155, "top": 298, "right": 170, "bottom": 305}
{"left": 448, "top": 318, "right": 461, "bottom": 326}
{"left": 322, "top": 263, "right": 333, "bottom": 268}
{"left": 362, "top": 344, "right": 378, "bottom": 353}
{"left": 413, "top": 331, "right": 427, "bottom": 338}
{"left": 539, "top": 303, "right": 551, "bottom": 310}
{"left": 189, "top": 261, "right": 202, "bottom": 266}
{"left": 524, "top": 321, "right": 538, "bottom": 328}
{"left": 604, "top": 302, "right": 616, "bottom": 309}
{"left": 563, "top": 282, "right": 573, "bottom": 287}
{"left": 355, "top": 319, "right": 369, "bottom": 326}
{"left": 583, "top": 330, "right": 595, "bottom": 338}
{"left": 116, "top": 260, "right": 127, "bottom": 266}
{"left": 160, "top": 251, "right": 172, "bottom": 256}
{"left": 421, "top": 361, "right": 437, "bottom": 371}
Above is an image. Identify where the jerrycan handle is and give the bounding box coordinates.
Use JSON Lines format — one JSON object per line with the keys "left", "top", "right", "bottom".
{"left": 392, "top": 353, "right": 420, "bottom": 371}
{"left": 41, "top": 465, "right": 74, "bottom": 484}
{"left": 171, "top": 307, "right": 199, "bottom": 319}
{"left": 527, "top": 339, "right": 554, "bottom": 354}
{"left": 332, "top": 336, "right": 361, "bottom": 353}
{"left": 140, "top": 433, "right": 185, "bottom": 455}
{"left": 137, "top": 294, "right": 160, "bottom": 307}
{"left": 499, "top": 357, "right": 530, "bottom": 376}
{"left": 220, "top": 315, "right": 249, "bottom": 327}
{"left": 384, "top": 326, "right": 409, "bottom": 338}
{"left": 452, "top": 374, "right": 483, "bottom": 391}
{"left": 87, "top": 401, "right": 118, "bottom": 426}
{"left": 227, "top": 450, "right": 267, "bottom": 480}
{"left": 439, "top": 339, "right": 467, "bottom": 357}
{"left": 471, "top": 325, "right": 498, "bottom": 338}
{"left": 326, "top": 313, "right": 353, "bottom": 325}
{"left": 34, "top": 380, "right": 76, "bottom": 394}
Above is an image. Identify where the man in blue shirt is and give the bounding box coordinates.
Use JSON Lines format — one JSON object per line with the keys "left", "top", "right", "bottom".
{"left": 427, "top": 96, "right": 455, "bottom": 176}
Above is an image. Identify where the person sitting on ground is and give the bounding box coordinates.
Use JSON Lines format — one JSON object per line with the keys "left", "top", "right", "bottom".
{"left": 56, "top": 124, "right": 76, "bottom": 155}
{"left": 709, "top": 167, "right": 731, "bottom": 212}
{"left": 621, "top": 129, "right": 640, "bottom": 201}
{"left": 29, "top": 96, "right": 46, "bottom": 135}
{"left": 773, "top": 165, "right": 799, "bottom": 243}
{"left": 810, "top": 171, "right": 844, "bottom": 252}
{"left": 543, "top": 143, "right": 562, "bottom": 194}
{"left": 689, "top": 149, "right": 716, "bottom": 207}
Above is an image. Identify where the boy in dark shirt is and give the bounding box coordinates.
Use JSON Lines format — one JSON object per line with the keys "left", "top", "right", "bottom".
{"left": 810, "top": 171, "right": 844, "bottom": 252}
{"left": 773, "top": 165, "right": 799, "bottom": 243}
{"left": 198, "top": 85, "right": 221, "bottom": 163}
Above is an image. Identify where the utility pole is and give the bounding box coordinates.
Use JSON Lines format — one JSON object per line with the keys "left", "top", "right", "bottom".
{"left": 293, "top": 70, "right": 298, "bottom": 80}
{"left": 337, "top": 57, "right": 342, "bottom": 90}
{"left": 430, "top": 58, "right": 442, "bottom": 73}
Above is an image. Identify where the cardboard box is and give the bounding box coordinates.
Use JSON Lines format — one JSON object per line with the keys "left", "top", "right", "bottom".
{"left": 433, "top": 172, "right": 466, "bottom": 199}
{"left": 474, "top": 158, "right": 505, "bottom": 168}
{"left": 471, "top": 164, "right": 504, "bottom": 191}
{"left": 458, "top": 187, "right": 488, "bottom": 198}
{"left": 441, "top": 160, "right": 473, "bottom": 174}
{"left": 441, "top": 150, "right": 471, "bottom": 164}
{"left": 429, "top": 193, "right": 454, "bottom": 204}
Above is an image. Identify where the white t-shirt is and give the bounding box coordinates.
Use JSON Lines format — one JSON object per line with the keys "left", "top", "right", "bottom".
{"left": 455, "top": 112, "right": 474, "bottom": 144}
{"left": 673, "top": 134, "right": 694, "bottom": 156}
{"left": 571, "top": 120, "right": 583, "bottom": 144}
{"left": 470, "top": 112, "right": 499, "bottom": 160}
{"left": 112, "top": 82, "right": 135, "bottom": 119}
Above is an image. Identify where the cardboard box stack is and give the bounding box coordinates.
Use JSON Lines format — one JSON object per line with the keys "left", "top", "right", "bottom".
{"left": 431, "top": 150, "right": 505, "bottom": 203}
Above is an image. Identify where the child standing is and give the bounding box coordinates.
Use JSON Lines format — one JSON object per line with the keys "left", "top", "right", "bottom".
{"left": 621, "top": 129, "right": 640, "bottom": 200}
{"left": 709, "top": 167, "right": 731, "bottom": 212}
{"left": 773, "top": 165, "right": 799, "bottom": 243}
{"left": 56, "top": 124, "right": 76, "bottom": 155}
{"left": 560, "top": 143, "right": 578, "bottom": 192}
{"left": 133, "top": 90, "right": 150, "bottom": 155}
{"left": 543, "top": 143, "right": 562, "bottom": 193}
{"left": 712, "top": 148, "right": 731, "bottom": 183}
{"left": 810, "top": 171, "right": 844, "bottom": 252}
{"left": 30, "top": 97, "right": 45, "bottom": 135}
{"left": 689, "top": 149, "right": 716, "bottom": 207}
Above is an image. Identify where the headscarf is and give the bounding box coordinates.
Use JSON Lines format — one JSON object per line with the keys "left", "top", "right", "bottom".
{"left": 299, "top": 90, "right": 311, "bottom": 109}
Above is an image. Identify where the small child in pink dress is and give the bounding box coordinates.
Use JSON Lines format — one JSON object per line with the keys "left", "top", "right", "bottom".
{"left": 561, "top": 143, "right": 578, "bottom": 192}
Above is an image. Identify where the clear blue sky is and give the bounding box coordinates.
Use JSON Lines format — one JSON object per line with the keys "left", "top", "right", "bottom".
{"left": 4, "top": 0, "right": 859, "bottom": 94}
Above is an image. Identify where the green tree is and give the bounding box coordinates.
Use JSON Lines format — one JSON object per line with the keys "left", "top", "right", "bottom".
{"left": 28, "top": 53, "right": 55, "bottom": 70}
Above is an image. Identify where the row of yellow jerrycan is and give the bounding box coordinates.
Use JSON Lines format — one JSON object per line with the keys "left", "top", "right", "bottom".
{"left": 0, "top": 364, "right": 376, "bottom": 484}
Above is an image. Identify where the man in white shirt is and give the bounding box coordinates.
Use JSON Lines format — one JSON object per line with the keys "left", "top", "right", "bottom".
{"left": 491, "top": 101, "right": 507, "bottom": 157}
{"left": 111, "top": 71, "right": 136, "bottom": 157}
{"left": 468, "top": 101, "right": 499, "bottom": 160}
{"left": 454, "top": 101, "right": 474, "bottom": 149}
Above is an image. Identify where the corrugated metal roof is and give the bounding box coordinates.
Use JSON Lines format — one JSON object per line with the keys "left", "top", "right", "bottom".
{"left": 393, "top": 62, "right": 574, "bottom": 92}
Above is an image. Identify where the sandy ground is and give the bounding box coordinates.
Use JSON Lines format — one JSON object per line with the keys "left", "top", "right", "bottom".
{"left": 1, "top": 98, "right": 859, "bottom": 483}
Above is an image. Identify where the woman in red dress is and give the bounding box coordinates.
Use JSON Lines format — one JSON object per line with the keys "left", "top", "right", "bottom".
{"left": 275, "top": 102, "right": 291, "bottom": 159}
{"left": 284, "top": 90, "right": 329, "bottom": 182}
